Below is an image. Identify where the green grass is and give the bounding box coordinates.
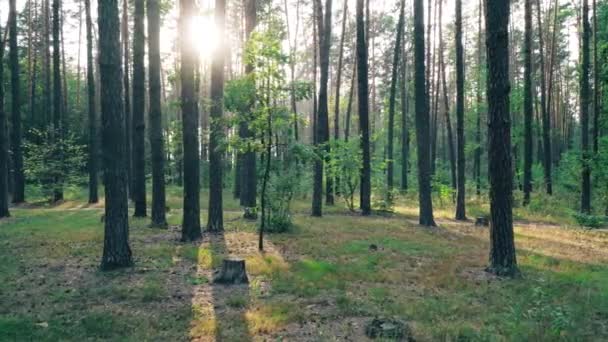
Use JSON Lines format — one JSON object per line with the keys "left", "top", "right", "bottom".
{"left": 1, "top": 191, "right": 608, "bottom": 340}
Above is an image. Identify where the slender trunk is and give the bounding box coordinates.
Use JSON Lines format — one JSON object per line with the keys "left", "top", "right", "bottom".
{"left": 486, "top": 0, "right": 518, "bottom": 277}
{"left": 132, "top": 0, "right": 147, "bottom": 217}
{"left": 180, "top": 0, "right": 202, "bottom": 240}
{"left": 52, "top": 0, "right": 63, "bottom": 202}
{"left": 85, "top": 0, "right": 98, "bottom": 204}
{"left": 580, "top": 0, "right": 591, "bottom": 213}
{"left": 440, "top": 46, "right": 456, "bottom": 193}
{"left": 9, "top": 0, "right": 25, "bottom": 203}
{"left": 208, "top": 0, "right": 227, "bottom": 231}
{"left": 386, "top": 0, "right": 405, "bottom": 202}
{"left": 414, "top": 0, "right": 435, "bottom": 226}
{"left": 344, "top": 60, "right": 356, "bottom": 141}
{"left": 400, "top": 39, "right": 409, "bottom": 192}
{"left": 122, "top": 0, "right": 133, "bottom": 200}
{"left": 0, "top": 24, "right": 10, "bottom": 217}
{"left": 475, "top": 0, "right": 483, "bottom": 196}
{"left": 357, "top": 0, "right": 371, "bottom": 215}
{"left": 455, "top": 0, "right": 466, "bottom": 220}
{"left": 523, "top": 0, "right": 533, "bottom": 206}
{"left": 535, "top": 0, "right": 551, "bottom": 195}
{"left": 44, "top": 0, "right": 51, "bottom": 128}
{"left": 592, "top": 0, "right": 599, "bottom": 154}
{"left": 98, "top": 0, "right": 133, "bottom": 270}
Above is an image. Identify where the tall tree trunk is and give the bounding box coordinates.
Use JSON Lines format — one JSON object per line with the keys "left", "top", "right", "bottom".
{"left": 240, "top": 0, "right": 257, "bottom": 214}
{"left": 180, "top": 0, "right": 202, "bottom": 241}
{"left": 9, "top": 0, "right": 25, "bottom": 204}
{"left": 386, "top": 0, "right": 405, "bottom": 202}
{"left": 43, "top": 0, "right": 51, "bottom": 128}
{"left": 592, "top": 0, "right": 599, "bottom": 154}
{"left": 523, "top": 0, "right": 533, "bottom": 206}
{"left": 98, "top": 0, "right": 133, "bottom": 270}
{"left": 356, "top": 0, "right": 371, "bottom": 216}
{"left": 322, "top": 0, "right": 333, "bottom": 206}
{"left": 414, "top": 0, "right": 435, "bottom": 226}
{"left": 400, "top": 40, "right": 409, "bottom": 192}
{"left": 485, "top": 0, "right": 518, "bottom": 277}
{"left": 332, "top": 0, "right": 348, "bottom": 197}
{"left": 147, "top": 0, "right": 167, "bottom": 227}
{"left": 122, "top": 0, "right": 133, "bottom": 200}
{"left": 475, "top": 0, "right": 483, "bottom": 197}
{"left": 580, "top": 0, "right": 591, "bottom": 214}
{"left": 85, "top": 0, "right": 98, "bottom": 204}
{"left": 455, "top": 0, "right": 466, "bottom": 220}
{"left": 0, "top": 24, "right": 10, "bottom": 218}
{"left": 344, "top": 60, "right": 356, "bottom": 142}
{"left": 52, "top": 0, "right": 63, "bottom": 202}
{"left": 208, "top": 0, "right": 227, "bottom": 232}
{"left": 535, "top": 0, "right": 551, "bottom": 195}
{"left": 132, "top": 0, "right": 146, "bottom": 217}
{"left": 544, "top": 0, "right": 559, "bottom": 192}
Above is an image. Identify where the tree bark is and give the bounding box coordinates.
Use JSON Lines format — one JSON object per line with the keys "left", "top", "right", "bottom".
{"left": 85, "top": 0, "right": 98, "bottom": 204}
{"left": 592, "top": 0, "right": 599, "bottom": 154}
{"left": 535, "top": 0, "right": 551, "bottom": 195}
{"left": 485, "top": 0, "right": 518, "bottom": 277}
{"left": 208, "top": 0, "right": 227, "bottom": 232}
{"left": 147, "top": 0, "right": 167, "bottom": 227}
{"left": 414, "top": 0, "right": 435, "bottom": 226}
{"left": 523, "top": 0, "right": 533, "bottom": 206}
{"left": 386, "top": 0, "right": 405, "bottom": 202}
{"left": 0, "top": 24, "right": 10, "bottom": 218}
{"left": 51, "top": 0, "right": 63, "bottom": 202}
{"left": 580, "top": 0, "right": 591, "bottom": 214}
{"left": 356, "top": 0, "right": 371, "bottom": 216}
{"left": 9, "top": 0, "right": 25, "bottom": 204}
{"left": 400, "top": 40, "right": 409, "bottom": 192}
{"left": 455, "top": 0, "right": 466, "bottom": 220}
{"left": 122, "top": 0, "right": 133, "bottom": 200}
{"left": 98, "top": 0, "right": 133, "bottom": 270}
{"left": 180, "top": 0, "right": 202, "bottom": 241}
{"left": 131, "top": 0, "right": 146, "bottom": 217}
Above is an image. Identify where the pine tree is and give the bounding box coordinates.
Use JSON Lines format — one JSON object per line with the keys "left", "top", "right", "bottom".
{"left": 581, "top": 0, "right": 591, "bottom": 213}
{"left": 9, "top": 0, "right": 25, "bottom": 204}
{"left": 85, "top": 0, "right": 98, "bottom": 204}
{"left": 455, "top": 0, "right": 466, "bottom": 220}
{"left": 356, "top": 0, "right": 371, "bottom": 216}
{"left": 523, "top": 0, "right": 533, "bottom": 206}
{"left": 0, "top": 22, "right": 10, "bottom": 218}
{"left": 52, "top": 0, "right": 63, "bottom": 202}
{"left": 132, "top": 0, "right": 147, "bottom": 217}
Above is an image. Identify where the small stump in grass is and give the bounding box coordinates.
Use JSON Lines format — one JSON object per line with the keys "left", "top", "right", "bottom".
{"left": 213, "top": 258, "right": 249, "bottom": 285}
{"left": 475, "top": 216, "right": 489, "bottom": 227}
{"left": 365, "top": 317, "right": 412, "bottom": 341}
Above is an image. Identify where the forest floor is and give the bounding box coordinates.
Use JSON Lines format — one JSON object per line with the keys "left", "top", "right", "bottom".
{"left": 1, "top": 188, "right": 608, "bottom": 341}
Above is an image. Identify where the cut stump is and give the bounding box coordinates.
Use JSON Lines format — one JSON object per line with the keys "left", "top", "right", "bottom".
{"left": 213, "top": 258, "right": 249, "bottom": 284}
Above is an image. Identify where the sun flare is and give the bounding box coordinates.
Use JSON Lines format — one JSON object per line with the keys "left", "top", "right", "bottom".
{"left": 188, "top": 15, "right": 219, "bottom": 60}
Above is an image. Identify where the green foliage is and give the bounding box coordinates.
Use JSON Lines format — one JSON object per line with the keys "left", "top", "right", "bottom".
{"left": 23, "top": 129, "right": 87, "bottom": 201}
{"left": 573, "top": 212, "right": 605, "bottom": 228}
{"left": 326, "top": 138, "right": 362, "bottom": 212}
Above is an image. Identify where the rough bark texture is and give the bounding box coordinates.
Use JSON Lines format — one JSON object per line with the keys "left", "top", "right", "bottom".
{"left": 122, "top": 0, "right": 132, "bottom": 200}
{"left": 208, "top": 0, "right": 226, "bottom": 232}
{"left": 455, "top": 0, "right": 466, "bottom": 220}
{"left": 414, "top": 0, "right": 435, "bottom": 226}
{"left": 180, "top": 0, "right": 202, "bottom": 241}
{"left": 147, "top": 0, "right": 167, "bottom": 227}
{"left": 10, "top": 0, "right": 24, "bottom": 204}
{"left": 132, "top": 0, "right": 147, "bottom": 217}
{"left": 356, "top": 0, "right": 371, "bottom": 216}
{"left": 85, "top": 0, "right": 98, "bottom": 204}
{"left": 386, "top": 0, "right": 405, "bottom": 201}
{"left": 523, "top": 0, "right": 533, "bottom": 206}
{"left": 52, "top": 0, "right": 63, "bottom": 202}
{"left": 581, "top": 0, "right": 591, "bottom": 214}
{"left": 0, "top": 25, "right": 10, "bottom": 218}
{"left": 213, "top": 258, "right": 249, "bottom": 284}
{"left": 98, "top": 0, "right": 133, "bottom": 270}
{"left": 485, "top": 0, "right": 518, "bottom": 277}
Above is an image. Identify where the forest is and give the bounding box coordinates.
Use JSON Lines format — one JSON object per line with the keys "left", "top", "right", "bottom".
{"left": 1, "top": 0, "right": 608, "bottom": 340}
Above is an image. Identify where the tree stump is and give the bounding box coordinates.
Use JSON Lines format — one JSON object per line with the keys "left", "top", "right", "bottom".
{"left": 213, "top": 258, "right": 249, "bottom": 284}
{"left": 475, "top": 216, "right": 489, "bottom": 227}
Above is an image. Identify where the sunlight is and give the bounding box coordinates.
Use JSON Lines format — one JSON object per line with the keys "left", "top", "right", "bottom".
{"left": 189, "top": 15, "right": 219, "bottom": 60}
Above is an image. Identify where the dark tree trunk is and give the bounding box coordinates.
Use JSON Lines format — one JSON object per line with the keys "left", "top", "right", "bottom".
{"left": 180, "top": 0, "right": 201, "bottom": 241}
{"left": 535, "top": 0, "right": 551, "bottom": 195}
{"left": 475, "top": 0, "right": 482, "bottom": 196}
{"left": 240, "top": 0, "right": 257, "bottom": 214}
{"left": 52, "top": 0, "right": 63, "bottom": 202}
{"left": 122, "top": 0, "right": 132, "bottom": 200}
{"left": 207, "top": 0, "right": 226, "bottom": 232}
{"left": 312, "top": 0, "right": 332, "bottom": 213}
{"left": 400, "top": 42, "right": 409, "bottom": 192}
{"left": 414, "top": 0, "right": 435, "bottom": 226}
{"left": 356, "top": 0, "right": 371, "bottom": 216}
{"left": 544, "top": 0, "right": 559, "bottom": 194}
{"left": 9, "top": 0, "right": 24, "bottom": 204}
{"left": 132, "top": 0, "right": 146, "bottom": 217}
{"left": 592, "top": 0, "right": 599, "bottom": 154}
{"left": 344, "top": 60, "right": 355, "bottom": 142}
{"left": 523, "top": 0, "right": 533, "bottom": 206}
{"left": 0, "top": 25, "right": 10, "bottom": 218}
{"left": 85, "top": 0, "right": 98, "bottom": 204}
{"left": 485, "top": 0, "right": 518, "bottom": 277}
{"left": 44, "top": 0, "right": 51, "bottom": 128}
{"left": 455, "top": 0, "right": 466, "bottom": 220}
{"left": 98, "top": 0, "right": 133, "bottom": 270}
{"left": 147, "top": 0, "right": 167, "bottom": 227}
{"left": 581, "top": 0, "right": 591, "bottom": 214}
{"left": 386, "top": 0, "right": 405, "bottom": 201}
{"left": 333, "top": 0, "right": 348, "bottom": 198}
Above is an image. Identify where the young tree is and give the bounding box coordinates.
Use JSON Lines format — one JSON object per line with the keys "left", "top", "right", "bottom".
{"left": 312, "top": 0, "right": 333, "bottom": 215}
{"left": 52, "top": 0, "right": 63, "bottom": 202}
{"left": 581, "top": 0, "right": 591, "bottom": 213}
{"left": 485, "top": 0, "right": 518, "bottom": 277}
{"left": 181, "top": 0, "right": 202, "bottom": 240}
{"left": 386, "top": 0, "right": 405, "bottom": 201}
{"left": 98, "top": 0, "right": 133, "bottom": 270}
{"left": 454, "top": 0, "right": 466, "bottom": 220}
{"left": 147, "top": 0, "right": 167, "bottom": 228}
{"left": 523, "top": 0, "right": 533, "bottom": 206}
{"left": 85, "top": 0, "right": 98, "bottom": 204}
{"left": 0, "top": 23, "right": 10, "bottom": 218}
{"left": 207, "top": 0, "right": 226, "bottom": 232}
{"left": 9, "top": 0, "right": 24, "bottom": 204}
{"left": 414, "top": 0, "right": 435, "bottom": 226}
{"left": 132, "top": 0, "right": 146, "bottom": 217}
{"left": 356, "top": 0, "right": 371, "bottom": 216}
